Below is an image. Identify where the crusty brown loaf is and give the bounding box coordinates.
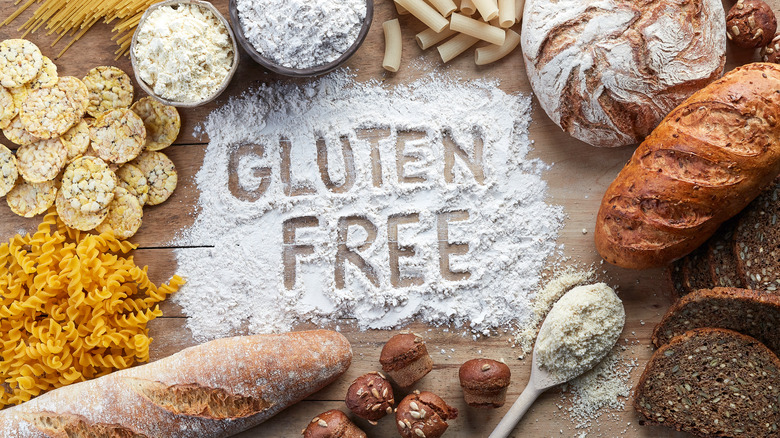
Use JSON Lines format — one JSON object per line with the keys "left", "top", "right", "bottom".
{"left": 0, "top": 330, "right": 353, "bottom": 438}
{"left": 595, "top": 63, "right": 780, "bottom": 269}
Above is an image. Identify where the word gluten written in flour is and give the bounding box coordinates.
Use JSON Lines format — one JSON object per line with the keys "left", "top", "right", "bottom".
{"left": 228, "top": 129, "right": 485, "bottom": 289}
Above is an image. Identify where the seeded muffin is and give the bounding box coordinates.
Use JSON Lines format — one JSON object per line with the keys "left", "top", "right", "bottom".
{"left": 459, "top": 359, "right": 511, "bottom": 408}
{"left": 345, "top": 372, "right": 395, "bottom": 423}
{"left": 380, "top": 333, "right": 433, "bottom": 388}
{"left": 302, "top": 410, "right": 366, "bottom": 438}
{"left": 395, "top": 391, "right": 458, "bottom": 438}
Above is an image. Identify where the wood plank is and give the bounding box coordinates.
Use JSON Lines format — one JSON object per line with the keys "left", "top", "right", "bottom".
{"left": 0, "top": 0, "right": 773, "bottom": 437}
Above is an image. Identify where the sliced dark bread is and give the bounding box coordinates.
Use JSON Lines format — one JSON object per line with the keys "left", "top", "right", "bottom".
{"left": 634, "top": 328, "right": 780, "bottom": 437}
{"left": 652, "top": 288, "right": 780, "bottom": 356}
{"left": 681, "top": 245, "right": 710, "bottom": 295}
{"left": 706, "top": 219, "right": 744, "bottom": 289}
{"left": 666, "top": 259, "right": 686, "bottom": 299}
{"left": 735, "top": 177, "right": 780, "bottom": 292}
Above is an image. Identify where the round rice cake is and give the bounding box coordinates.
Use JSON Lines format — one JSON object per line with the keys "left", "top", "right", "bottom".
{"left": 7, "top": 179, "right": 57, "bottom": 218}
{"left": 29, "top": 56, "right": 58, "bottom": 89}
{"left": 90, "top": 108, "right": 146, "bottom": 164}
{"left": 55, "top": 188, "right": 108, "bottom": 231}
{"left": 116, "top": 163, "right": 149, "bottom": 206}
{"left": 3, "top": 115, "right": 40, "bottom": 146}
{"left": 61, "top": 119, "right": 90, "bottom": 162}
{"left": 0, "top": 144, "right": 18, "bottom": 197}
{"left": 95, "top": 187, "right": 143, "bottom": 239}
{"left": 57, "top": 76, "right": 88, "bottom": 118}
{"left": 16, "top": 138, "right": 67, "bottom": 183}
{"left": 130, "top": 97, "right": 180, "bottom": 151}
{"left": 9, "top": 85, "right": 28, "bottom": 114}
{"left": 60, "top": 156, "right": 116, "bottom": 214}
{"left": 20, "top": 83, "right": 81, "bottom": 138}
{"left": 131, "top": 151, "right": 177, "bottom": 206}
{"left": 0, "top": 39, "right": 43, "bottom": 88}
{"left": 0, "top": 86, "right": 16, "bottom": 129}
{"left": 84, "top": 66, "right": 133, "bottom": 117}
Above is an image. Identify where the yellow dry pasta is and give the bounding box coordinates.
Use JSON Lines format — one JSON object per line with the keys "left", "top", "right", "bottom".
{"left": 130, "top": 97, "right": 180, "bottom": 152}
{"left": 395, "top": 0, "right": 450, "bottom": 33}
{"left": 472, "top": 0, "right": 499, "bottom": 20}
{"left": 383, "top": 19, "right": 403, "bottom": 73}
{"left": 498, "top": 0, "right": 516, "bottom": 27}
{"left": 437, "top": 33, "right": 480, "bottom": 63}
{"left": 416, "top": 28, "right": 457, "bottom": 50}
{"left": 475, "top": 29, "right": 522, "bottom": 65}
{"left": 0, "top": 209, "right": 184, "bottom": 407}
{"left": 449, "top": 13, "right": 506, "bottom": 46}
{"left": 83, "top": 66, "right": 134, "bottom": 117}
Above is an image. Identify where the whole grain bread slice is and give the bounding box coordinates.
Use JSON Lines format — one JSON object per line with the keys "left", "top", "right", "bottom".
{"left": 706, "top": 219, "right": 743, "bottom": 289}
{"left": 665, "top": 259, "right": 687, "bottom": 299}
{"left": 652, "top": 288, "right": 780, "bottom": 356}
{"left": 681, "top": 246, "right": 710, "bottom": 295}
{"left": 735, "top": 177, "right": 779, "bottom": 292}
{"left": 634, "top": 328, "right": 780, "bottom": 438}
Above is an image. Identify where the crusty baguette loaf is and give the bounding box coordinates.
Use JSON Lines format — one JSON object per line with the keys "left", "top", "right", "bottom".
{"left": 0, "top": 330, "right": 352, "bottom": 438}
{"left": 595, "top": 63, "right": 780, "bottom": 269}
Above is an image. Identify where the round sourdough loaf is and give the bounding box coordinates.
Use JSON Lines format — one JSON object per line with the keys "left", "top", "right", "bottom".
{"left": 521, "top": 0, "right": 726, "bottom": 147}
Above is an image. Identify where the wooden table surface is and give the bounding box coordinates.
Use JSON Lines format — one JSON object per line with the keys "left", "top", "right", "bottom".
{"left": 0, "top": 1, "right": 769, "bottom": 437}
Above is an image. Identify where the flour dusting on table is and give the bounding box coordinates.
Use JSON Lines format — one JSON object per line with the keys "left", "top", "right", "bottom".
{"left": 175, "top": 70, "right": 565, "bottom": 341}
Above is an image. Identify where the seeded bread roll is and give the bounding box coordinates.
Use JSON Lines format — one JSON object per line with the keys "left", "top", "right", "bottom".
{"left": 395, "top": 391, "right": 458, "bottom": 438}
{"left": 458, "top": 359, "right": 511, "bottom": 408}
{"left": 0, "top": 330, "right": 353, "bottom": 438}
{"left": 302, "top": 410, "right": 366, "bottom": 438}
{"left": 344, "top": 372, "right": 394, "bottom": 422}
{"left": 635, "top": 328, "right": 780, "bottom": 437}
{"left": 595, "top": 63, "right": 780, "bottom": 269}
{"left": 380, "top": 333, "right": 433, "bottom": 388}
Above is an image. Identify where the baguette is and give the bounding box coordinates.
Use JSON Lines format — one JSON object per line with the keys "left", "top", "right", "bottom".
{"left": 0, "top": 330, "right": 352, "bottom": 438}
{"left": 595, "top": 63, "right": 780, "bottom": 269}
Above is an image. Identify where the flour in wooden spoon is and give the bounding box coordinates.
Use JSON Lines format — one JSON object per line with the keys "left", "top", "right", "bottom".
{"left": 175, "top": 70, "right": 565, "bottom": 341}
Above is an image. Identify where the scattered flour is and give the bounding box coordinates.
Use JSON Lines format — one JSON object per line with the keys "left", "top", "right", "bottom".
{"left": 175, "top": 70, "right": 566, "bottom": 341}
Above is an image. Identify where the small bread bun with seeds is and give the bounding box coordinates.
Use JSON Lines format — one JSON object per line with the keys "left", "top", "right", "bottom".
{"left": 395, "top": 391, "right": 458, "bottom": 438}
{"left": 458, "top": 359, "right": 511, "bottom": 408}
{"left": 379, "top": 333, "right": 433, "bottom": 388}
{"left": 345, "top": 372, "right": 395, "bottom": 423}
{"left": 726, "top": 0, "right": 777, "bottom": 48}
{"left": 761, "top": 32, "right": 780, "bottom": 63}
{"left": 302, "top": 410, "right": 366, "bottom": 438}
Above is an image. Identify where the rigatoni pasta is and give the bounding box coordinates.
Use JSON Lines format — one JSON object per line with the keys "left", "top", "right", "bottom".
{"left": 437, "top": 33, "right": 480, "bottom": 62}
{"left": 383, "top": 19, "right": 403, "bottom": 72}
{"left": 460, "top": 0, "right": 478, "bottom": 15}
{"left": 498, "top": 0, "right": 516, "bottom": 27}
{"left": 516, "top": 0, "right": 526, "bottom": 21}
{"left": 472, "top": 0, "right": 500, "bottom": 20}
{"left": 395, "top": 0, "right": 450, "bottom": 32}
{"left": 450, "top": 12, "right": 506, "bottom": 46}
{"left": 428, "top": 0, "right": 459, "bottom": 17}
{"left": 475, "top": 29, "right": 521, "bottom": 65}
{"left": 416, "top": 28, "right": 458, "bottom": 50}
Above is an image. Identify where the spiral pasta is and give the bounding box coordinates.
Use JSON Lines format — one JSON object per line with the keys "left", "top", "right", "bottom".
{"left": 0, "top": 208, "right": 184, "bottom": 407}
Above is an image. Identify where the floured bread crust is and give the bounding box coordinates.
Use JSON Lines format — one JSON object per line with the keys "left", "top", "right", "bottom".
{"left": 522, "top": 0, "right": 726, "bottom": 147}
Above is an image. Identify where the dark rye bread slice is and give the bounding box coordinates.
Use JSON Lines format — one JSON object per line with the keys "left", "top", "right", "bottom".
{"left": 681, "top": 245, "right": 711, "bottom": 295}
{"left": 706, "top": 219, "right": 744, "bottom": 289}
{"left": 652, "top": 288, "right": 780, "bottom": 356}
{"left": 666, "top": 259, "right": 686, "bottom": 299}
{"left": 735, "top": 177, "right": 780, "bottom": 292}
{"left": 634, "top": 328, "right": 780, "bottom": 437}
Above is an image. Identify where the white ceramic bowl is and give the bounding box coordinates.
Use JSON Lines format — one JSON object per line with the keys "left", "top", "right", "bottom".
{"left": 130, "top": 0, "right": 240, "bottom": 108}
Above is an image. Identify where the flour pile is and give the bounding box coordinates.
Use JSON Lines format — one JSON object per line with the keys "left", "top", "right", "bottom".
{"left": 175, "top": 71, "right": 565, "bottom": 341}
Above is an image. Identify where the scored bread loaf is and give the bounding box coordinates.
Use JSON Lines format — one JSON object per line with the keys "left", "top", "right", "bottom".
{"left": 0, "top": 330, "right": 352, "bottom": 438}
{"left": 595, "top": 63, "right": 780, "bottom": 269}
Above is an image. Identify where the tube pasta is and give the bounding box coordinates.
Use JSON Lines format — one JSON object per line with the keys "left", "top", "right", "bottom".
{"left": 416, "top": 28, "right": 458, "bottom": 50}
{"left": 428, "top": 0, "right": 458, "bottom": 17}
{"left": 475, "top": 29, "right": 522, "bottom": 65}
{"left": 395, "top": 0, "right": 449, "bottom": 32}
{"left": 395, "top": 2, "right": 410, "bottom": 15}
{"left": 450, "top": 12, "right": 506, "bottom": 46}
{"left": 383, "top": 19, "right": 403, "bottom": 72}
{"left": 472, "top": 0, "right": 499, "bottom": 20}
{"left": 515, "top": 0, "right": 526, "bottom": 22}
{"left": 498, "top": 0, "right": 516, "bottom": 27}
{"left": 460, "top": 0, "right": 477, "bottom": 15}
{"left": 437, "top": 33, "right": 480, "bottom": 62}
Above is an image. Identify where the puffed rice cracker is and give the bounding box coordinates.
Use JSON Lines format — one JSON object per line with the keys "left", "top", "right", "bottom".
{"left": 60, "top": 156, "right": 116, "bottom": 214}
{"left": 131, "top": 151, "right": 177, "bottom": 206}
{"left": 95, "top": 187, "right": 143, "bottom": 239}
{"left": 7, "top": 179, "right": 57, "bottom": 218}
{"left": 55, "top": 188, "right": 108, "bottom": 231}
{"left": 2, "top": 115, "right": 40, "bottom": 146}
{"left": 20, "top": 83, "right": 80, "bottom": 138}
{"left": 61, "top": 119, "right": 91, "bottom": 162}
{"left": 84, "top": 66, "right": 134, "bottom": 117}
{"left": 90, "top": 108, "right": 146, "bottom": 164}
{"left": 9, "top": 85, "right": 28, "bottom": 114}
{"left": 130, "top": 97, "right": 180, "bottom": 151}
{"left": 29, "top": 56, "right": 58, "bottom": 89}
{"left": 57, "top": 76, "right": 88, "bottom": 118}
{"left": 0, "top": 39, "right": 43, "bottom": 88}
{"left": 0, "top": 86, "right": 16, "bottom": 129}
{"left": 116, "top": 163, "right": 150, "bottom": 206}
{"left": 16, "top": 138, "right": 68, "bottom": 183}
{"left": 0, "top": 145, "right": 19, "bottom": 197}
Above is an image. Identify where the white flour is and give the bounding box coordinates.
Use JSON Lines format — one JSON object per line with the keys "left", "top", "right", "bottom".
{"left": 235, "top": 0, "right": 366, "bottom": 69}
{"left": 176, "top": 71, "right": 566, "bottom": 341}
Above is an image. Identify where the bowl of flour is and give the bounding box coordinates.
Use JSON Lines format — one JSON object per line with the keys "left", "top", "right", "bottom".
{"left": 229, "top": 0, "right": 373, "bottom": 77}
